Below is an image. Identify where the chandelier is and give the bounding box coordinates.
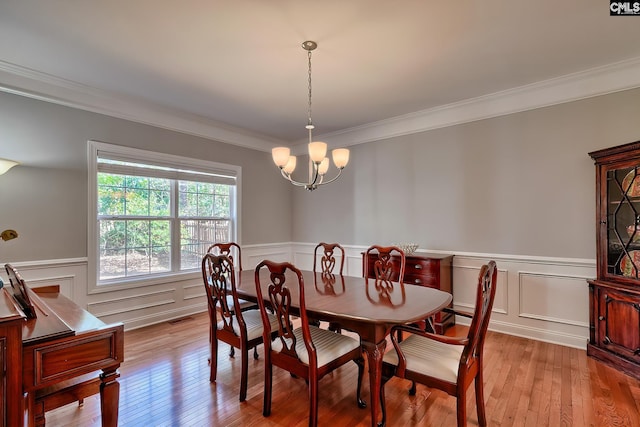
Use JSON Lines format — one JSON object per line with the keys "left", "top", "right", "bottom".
{"left": 271, "top": 41, "right": 350, "bottom": 191}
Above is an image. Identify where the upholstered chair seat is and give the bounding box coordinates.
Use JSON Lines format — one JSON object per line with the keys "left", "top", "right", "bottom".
{"left": 271, "top": 325, "right": 361, "bottom": 367}
{"left": 382, "top": 334, "right": 463, "bottom": 383}
{"left": 219, "top": 309, "right": 278, "bottom": 342}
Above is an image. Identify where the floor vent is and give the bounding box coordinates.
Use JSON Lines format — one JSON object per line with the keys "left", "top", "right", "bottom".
{"left": 168, "top": 316, "right": 194, "bottom": 325}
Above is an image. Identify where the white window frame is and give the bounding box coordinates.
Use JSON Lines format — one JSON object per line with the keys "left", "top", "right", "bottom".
{"left": 88, "top": 140, "right": 242, "bottom": 293}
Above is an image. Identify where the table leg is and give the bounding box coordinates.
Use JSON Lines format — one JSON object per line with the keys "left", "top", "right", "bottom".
{"left": 362, "top": 339, "right": 387, "bottom": 427}
{"left": 100, "top": 368, "right": 120, "bottom": 427}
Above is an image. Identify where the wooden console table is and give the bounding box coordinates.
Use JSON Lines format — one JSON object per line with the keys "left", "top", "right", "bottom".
{"left": 0, "top": 286, "right": 124, "bottom": 426}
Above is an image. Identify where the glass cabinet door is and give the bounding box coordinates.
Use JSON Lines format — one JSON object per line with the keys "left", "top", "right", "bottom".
{"left": 606, "top": 164, "right": 640, "bottom": 280}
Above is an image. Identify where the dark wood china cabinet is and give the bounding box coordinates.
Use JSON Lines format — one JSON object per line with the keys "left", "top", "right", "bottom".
{"left": 588, "top": 141, "right": 640, "bottom": 379}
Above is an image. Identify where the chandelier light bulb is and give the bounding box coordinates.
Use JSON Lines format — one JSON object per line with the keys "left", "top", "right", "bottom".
{"left": 332, "top": 148, "right": 350, "bottom": 169}
{"left": 318, "top": 158, "right": 330, "bottom": 175}
{"left": 308, "top": 142, "right": 327, "bottom": 163}
{"left": 272, "top": 147, "right": 291, "bottom": 168}
{"left": 283, "top": 156, "right": 297, "bottom": 174}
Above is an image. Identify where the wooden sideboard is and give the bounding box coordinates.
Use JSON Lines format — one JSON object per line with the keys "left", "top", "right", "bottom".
{"left": 362, "top": 252, "right": 454, "bottom": 333}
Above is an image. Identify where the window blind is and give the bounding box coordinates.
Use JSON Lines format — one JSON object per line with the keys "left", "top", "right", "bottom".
{"left": 97, "top": 152, "right": 236, "bottom": 186}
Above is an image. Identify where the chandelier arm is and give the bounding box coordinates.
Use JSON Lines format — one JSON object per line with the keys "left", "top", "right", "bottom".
{"left": 309, "top": 163, "right": 321, "bottom": 187}
{"left": 279, "top": 168, "right": 291, "bottom": 180}
{"left": 280, "top": 168, "right": 316, "bottom": 188}
{"left": 316, "top": 169, "right": 343, "bottom": 187}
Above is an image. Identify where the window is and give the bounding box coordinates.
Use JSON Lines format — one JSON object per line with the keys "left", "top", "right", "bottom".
{"left": 89, "top": 141, "right": 241, "bottom": 287}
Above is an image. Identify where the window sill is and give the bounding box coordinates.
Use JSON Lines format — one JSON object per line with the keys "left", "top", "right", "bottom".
{"left": 89, "top": 270, "right": 201, "bottom": 294}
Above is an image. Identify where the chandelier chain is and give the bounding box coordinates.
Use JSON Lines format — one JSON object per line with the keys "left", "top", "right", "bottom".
{"left": 307, "top": 49, "right": 313, "bottom": 129}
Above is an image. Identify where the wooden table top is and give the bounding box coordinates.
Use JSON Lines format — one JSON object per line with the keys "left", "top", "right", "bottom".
{"left": 235, "top": 269, "right": 452, "bottom": 327}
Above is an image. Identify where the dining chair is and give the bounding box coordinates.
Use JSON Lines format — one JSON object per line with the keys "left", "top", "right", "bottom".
{"left": 312, "top": 242, "right": 346, "bottom": 332}
{"left": 364, "top": 245, "right": 406, "bottom": 287}
{"left": 364, "top": 245, "right": 408, "bottom": 339}
{"left": 254, "top": 260, "right": 366, "bottom": 427}
{"left": 379, "top": 260, "right": 498, "bottom": 427}
{"left": 313, "top": 242, "right": 345, "bottom": 275}
{"left": 206, "top": 242, "right": 243, "bottom": 271}
{"left": 207, "top": 242, "right": 257, "bottom": 356}
{"left": 201, "top": 253, "right": 278, "bottom": 402}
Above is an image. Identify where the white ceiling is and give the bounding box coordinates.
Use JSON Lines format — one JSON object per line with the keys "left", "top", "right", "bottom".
{"left": 2, "top": 1, "right": 640, "bottom": 151}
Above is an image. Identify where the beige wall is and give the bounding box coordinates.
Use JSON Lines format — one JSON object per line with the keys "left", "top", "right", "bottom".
{"left": 4, "top": 86, "right": 640, "bottom": 264}
{"left": 3, "top": 85, "right": 637, "bottom": 342}
{"left": 292, "top": 88, "right": 640, "bottom": 260}
{"left": 0, "top": 91, "right": 292, "bottom": 262}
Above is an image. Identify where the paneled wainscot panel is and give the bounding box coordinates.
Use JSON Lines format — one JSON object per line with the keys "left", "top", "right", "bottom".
{"left": 453, "top": 265, "right": 508, "bottom": 315}
{"left": 519, "top": 271, "right": 589, "bottom": 327}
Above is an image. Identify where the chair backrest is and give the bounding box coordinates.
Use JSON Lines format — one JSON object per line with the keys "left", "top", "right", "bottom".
{"left": 313, "top": 242, "right": 345, "bottom": 275}
{"left": 364, "top": 245, "right": 406, "bottom": 286}
{"left": 255, "top": 260, "right": 316, "bottom": 366}
{"left": 201, "top": 253, "right": 244, "bottom": 335}
{"left": 463, "top": 260, "right": 498, "bottom": 363}
{"left": 207, "top": 242, "right": 242, "bottom": 271}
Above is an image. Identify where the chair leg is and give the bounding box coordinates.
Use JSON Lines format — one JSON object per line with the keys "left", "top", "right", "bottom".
{"left": 328, "top": 322, "right": 342, "bottom": 334}
{"left": 263, "top": 354, "right": 272, "bottom": 417}
{"left": 239, "top": 347, "right": 249, "bottom": 402}
{"left": 308, "top": 378, "right": 319, "bottom": 427}
{"left": 425, "top": 316, "right": 436, "bottom": 333}
{"left": 409, "top": 381, "right": 416, "bottom": 395}
{"left": 210, "top": 336, "right": 218, "bottom": 382}
{"left": 456, "top": 388, "right": 467, "bottom": 427}
{"left": 475, "top": 371, "right": 487, "bottom": 427}
{"left": 355, "top": 357, "right": 367, "bottom": 408}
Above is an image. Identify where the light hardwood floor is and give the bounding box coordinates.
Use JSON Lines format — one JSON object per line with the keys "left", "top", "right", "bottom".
{"left": 46, "top": 312, "right": 640, "bottom": 426}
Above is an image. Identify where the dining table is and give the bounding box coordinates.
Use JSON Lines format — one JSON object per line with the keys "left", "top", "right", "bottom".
{"left": 235, "top": 268, "right": 452, "bottom": 427}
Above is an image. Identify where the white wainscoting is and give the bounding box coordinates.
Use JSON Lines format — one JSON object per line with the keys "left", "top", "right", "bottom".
{"left": 291, "top": 243, "right": 595, "bottom": 350}
{"left": 1, "top": 242, "right": 595, "bottom": 349}
{"left": 447, "top": 253, "right": 593, "bottom": 349}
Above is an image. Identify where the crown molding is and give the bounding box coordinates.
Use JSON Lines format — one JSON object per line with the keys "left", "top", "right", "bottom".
{"left": 2, "top": 57, "right": 640, "bottom": 153}
{"left": 310, "top": 56, "right": 640, "bottom": 148}
{"left": 0, "top": 61, "right": 284, "bottom": 152}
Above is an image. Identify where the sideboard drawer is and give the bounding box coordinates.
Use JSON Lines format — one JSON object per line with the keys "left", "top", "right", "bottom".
{"left": 405, "top": 259, "right": 435, "bottom": 275}
{"left": 404, "top": 273, "right": 436, "bottom": 287}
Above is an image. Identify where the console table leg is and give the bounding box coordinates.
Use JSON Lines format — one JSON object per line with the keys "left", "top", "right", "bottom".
{"left": 24, "top": 392, "right": 38, "bottom": 427}
{"left": 100, "top": 368, "right": 120, "bottom": 427}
